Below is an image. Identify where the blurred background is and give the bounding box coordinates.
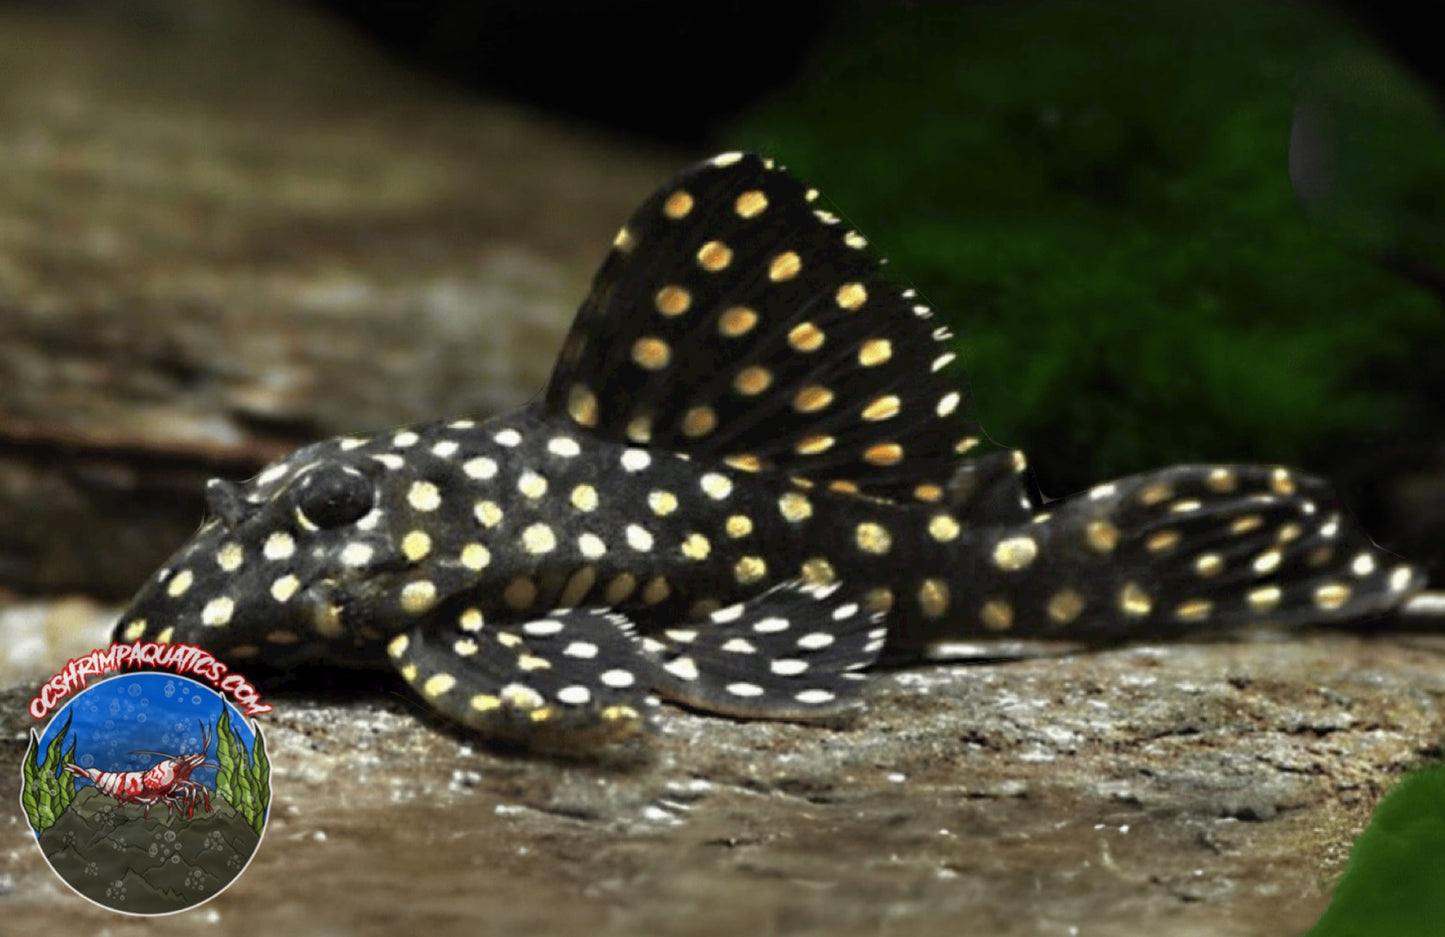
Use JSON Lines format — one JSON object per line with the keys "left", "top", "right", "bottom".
{"left": 1, "top": 0, "right": 1442, "bottom": 628}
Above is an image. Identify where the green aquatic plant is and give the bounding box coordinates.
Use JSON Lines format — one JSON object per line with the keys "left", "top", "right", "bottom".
{"left": 1308, "top": 763, "right": 1445, "bottom": 937}
{"left": 731, "top": 0, "right": 1444, "bottom": 497}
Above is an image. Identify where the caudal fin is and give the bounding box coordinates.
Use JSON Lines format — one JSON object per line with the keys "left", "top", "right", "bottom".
{"left": 974, "top": 464, "right": 1422, "bottom": 642}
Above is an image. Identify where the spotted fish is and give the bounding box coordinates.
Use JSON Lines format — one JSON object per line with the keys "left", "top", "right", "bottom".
{"left": 112, "top": 152, "right": 1425, "bottom": 747}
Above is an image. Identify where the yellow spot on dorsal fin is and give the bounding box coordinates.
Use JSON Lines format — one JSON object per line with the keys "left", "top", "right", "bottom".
{"left": 663, "top": 190, "right": 694, "bottom": 219}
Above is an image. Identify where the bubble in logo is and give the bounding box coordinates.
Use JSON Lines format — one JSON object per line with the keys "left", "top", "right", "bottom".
{"left": 19, "top": 672, "right": 271, "bottom": 915}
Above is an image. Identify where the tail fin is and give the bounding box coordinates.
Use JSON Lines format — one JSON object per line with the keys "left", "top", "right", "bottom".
{"left": 1016, "top": 464, "right": 1423, "bottom": 641}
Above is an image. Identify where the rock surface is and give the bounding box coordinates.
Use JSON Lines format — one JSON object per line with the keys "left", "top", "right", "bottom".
{"left": 3, "top": 631, "right": 1443, "bottom": 936}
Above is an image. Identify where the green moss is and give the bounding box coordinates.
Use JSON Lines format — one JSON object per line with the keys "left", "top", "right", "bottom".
{"left": 730, "top": 0, "right": 1444, "bottom": 495}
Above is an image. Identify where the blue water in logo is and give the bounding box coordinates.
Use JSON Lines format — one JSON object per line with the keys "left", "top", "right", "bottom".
{"left": 36, "top": 673, "right": 258, "bottom": 788}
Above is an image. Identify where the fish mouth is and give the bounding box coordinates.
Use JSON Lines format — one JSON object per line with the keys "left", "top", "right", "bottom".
{"left": 261, "top": 578, "right": 401, "bottom": 668}
{"left": 298, "top": 578, "right": 353, "bottom": 642}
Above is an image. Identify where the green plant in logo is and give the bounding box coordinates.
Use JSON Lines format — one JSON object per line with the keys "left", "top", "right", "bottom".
{"left": 21, "top": 711, "right": 78, "bottom": 834}
{"left": 213, "top": 705, "right": 270, "bottom": 836}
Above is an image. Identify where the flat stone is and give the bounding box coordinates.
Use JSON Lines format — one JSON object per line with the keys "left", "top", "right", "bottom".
{"left": 3, "top": 630, "right": 1441, "bottom": 936}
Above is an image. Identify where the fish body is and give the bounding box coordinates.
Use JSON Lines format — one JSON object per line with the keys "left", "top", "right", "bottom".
{"left": 112, "top": 153, "right": 1424, "bottom": 746}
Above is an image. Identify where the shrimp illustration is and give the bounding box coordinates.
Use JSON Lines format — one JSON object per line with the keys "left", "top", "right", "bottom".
{"left": 64, "top": 720, "right": 217, "bottom": 819}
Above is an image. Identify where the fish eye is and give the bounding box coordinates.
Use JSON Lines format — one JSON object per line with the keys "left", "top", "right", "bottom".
{"left": 293, "top": 464, "right": 375, "bottom": 529}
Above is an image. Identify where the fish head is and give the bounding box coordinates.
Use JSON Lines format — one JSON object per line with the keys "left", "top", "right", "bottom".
{"left": 110, "top": 432, "right": 461, "bottom": 668}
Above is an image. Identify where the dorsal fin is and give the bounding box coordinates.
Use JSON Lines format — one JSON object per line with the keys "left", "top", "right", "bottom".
{"left": 544, "top": 152, "right": 996, "bottom": 503}
{"left": 947, "top": 449, "right": 1037, "bottom": 526}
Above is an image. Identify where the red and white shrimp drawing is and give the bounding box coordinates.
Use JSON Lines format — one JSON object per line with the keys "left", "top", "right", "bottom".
{"left": 64, "top": 720, "right": 217, "bottom": 819}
